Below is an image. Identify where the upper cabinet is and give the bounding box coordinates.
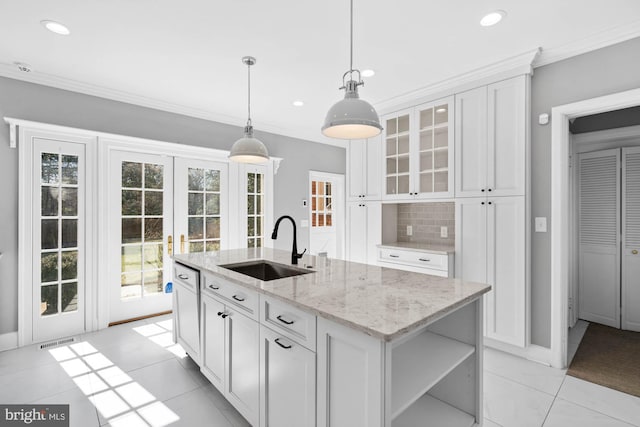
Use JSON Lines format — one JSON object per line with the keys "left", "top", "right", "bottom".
{"left": 347, "top": 136, "right": 381, "bottom": 201}
{"left": 455, "top": 75, "right": 527, "bottom": 198}
{"left": 382, "top": 96, "right": 455, "bottom": 200}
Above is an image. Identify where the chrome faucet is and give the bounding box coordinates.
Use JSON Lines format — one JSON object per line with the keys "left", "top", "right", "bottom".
{"left": 271, "top": 215, "right": 306, "bottom": 265}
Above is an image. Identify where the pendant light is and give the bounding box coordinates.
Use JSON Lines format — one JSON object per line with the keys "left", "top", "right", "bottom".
{"left": 322, "top": 0, "right": 382, "bottom": 140}
{"left": 229, "top": 56, "right": 269, "bottom": 163}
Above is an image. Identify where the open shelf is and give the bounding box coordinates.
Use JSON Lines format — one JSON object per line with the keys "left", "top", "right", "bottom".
{"left": 391, "top": 331, "right": 474, "bottom": 419}
{"left": 392, "top": 394, "right": 475, "bottom": 427}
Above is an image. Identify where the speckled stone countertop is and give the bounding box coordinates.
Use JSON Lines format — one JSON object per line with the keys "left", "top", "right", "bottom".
{"left": 173, "top": 248, "right": 489, "bottom": 342}
{"left": 377, "top": 242, "right": 455, "bottom": 255}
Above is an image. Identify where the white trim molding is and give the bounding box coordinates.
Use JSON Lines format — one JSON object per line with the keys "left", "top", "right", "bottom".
{"left": 550, "top": 87, "right": 640, "bottom": 369}
{"left": 0, "top": 332, "right": 18, "bottom": 352}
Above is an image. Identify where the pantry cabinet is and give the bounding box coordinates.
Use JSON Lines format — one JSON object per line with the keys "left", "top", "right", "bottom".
{"left": 346, "top": 201, "right": 381, "bottom": 264}
{"left": 347, "top": 136, "right": 382, "bottom": 201}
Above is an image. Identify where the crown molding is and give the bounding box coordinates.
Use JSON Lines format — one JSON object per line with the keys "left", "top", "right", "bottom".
{"left": 375, "top": 48, "right": 540, "bottom": 116}
{"left": 534, "top": 20, "right": 640, "bottom": 68}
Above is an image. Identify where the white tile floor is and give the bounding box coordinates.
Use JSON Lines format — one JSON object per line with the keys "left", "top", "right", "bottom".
{"left": 1, "top": 316, "right": 639, "bottom": 427}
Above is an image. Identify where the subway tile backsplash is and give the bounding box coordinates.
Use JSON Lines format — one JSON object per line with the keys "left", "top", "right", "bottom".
{"left": 396, "top": 202, "right": 455, "bottom": 246}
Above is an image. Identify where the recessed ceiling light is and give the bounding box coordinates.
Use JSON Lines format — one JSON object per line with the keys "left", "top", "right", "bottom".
{"left": 14, "top": 62, "right": 32, "bottom": 73}
{"left": 41, "top": 20, "right": 71, "bottom": 35}
{"left": 361, "top": 69, "right": 375, "bottom": 77}
{"left": 436, "top": 108, "right": 447, "bottom": 114}
{"left": 293, "top": 100, "right": 304, "bottom": 107}
{"left": 480, "top": 10, "right": 506, "bottom": 27}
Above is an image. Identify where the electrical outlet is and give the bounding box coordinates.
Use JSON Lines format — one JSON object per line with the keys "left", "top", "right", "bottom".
{"left": 535, "top": 217, "right": 547, "bottom": 232}
{"left": 440, "top": 226, "right": 448, "bottom": 238}
{"left": 406, "top": 225, "right": 413, "bottom": 236}
{"left": 300, "top": 219, "right": 309, "bottom": 228}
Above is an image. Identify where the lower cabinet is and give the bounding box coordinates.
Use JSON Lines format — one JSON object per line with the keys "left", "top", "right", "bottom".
{"left": 174, "top": 263, "right": 200, "bottom": 364}
{"left": 259, "top": 325, "right": 315, "bottom": 427}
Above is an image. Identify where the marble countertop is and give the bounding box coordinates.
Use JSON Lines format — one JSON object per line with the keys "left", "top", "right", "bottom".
{"left": 173, "top": 248, "right": 489, "bottom": 342}
{"left": 377, "top": 242, "right": 455, "bottom": 255}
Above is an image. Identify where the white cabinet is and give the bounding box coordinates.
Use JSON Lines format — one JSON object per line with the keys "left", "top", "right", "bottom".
{"left": 346, "top": 201, "right": 381, "bottom": 264}
{"left": 259, "top": 325, "right": 315, "bottom": 427}
{"left": 456, "top": 196, "right": 526, "bottom": 347}
{"left": 377, "top": 246, "right": 453, "bottom": 278}
{"left": 455, "top": 75, "right": 527, "bottom": 198}
{"left": 200, "top": 292, "right": 225, "bottom": 391}
{"left": 173, "top": 263, "right": 200, "bottom": 364}
{"left": 382, "top": 97, "right": 454, "bottom": 200}
{"left": 347, "top": 136, "right": 382, "bottom": 201}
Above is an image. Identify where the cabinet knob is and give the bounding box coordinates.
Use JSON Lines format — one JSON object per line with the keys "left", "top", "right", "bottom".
{"left": 217, "top": 311, "right": 223, "bottom": 316}
{"left": 221, "top": 313, "right": 229, "bottom": 319}
{"left": 488, "top": 201, "right": 493, "bottom": 205}
{"left": 481, "top": 202, "right": 485, "bottom": 205}
{"left": 488, "top": 188, "right": 493, "bottom": 192}
{"left": 481, "top": 189, "right": 485, "bottom": 192}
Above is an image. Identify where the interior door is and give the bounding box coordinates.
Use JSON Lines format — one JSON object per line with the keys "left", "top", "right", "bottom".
{"left": 109, "top": 150, "right": 174, "bottom": 323}
{"left": 33, "top": 138, "right": 86, "bottom": 342}
{"left": 310, "top": 172, "right": 345, "bottom": 259}
{"left": 622, "top": 147, "right": 640, "bottom": 332}
{"left": 578, "top": 149, "right": 621, "bottom": 328}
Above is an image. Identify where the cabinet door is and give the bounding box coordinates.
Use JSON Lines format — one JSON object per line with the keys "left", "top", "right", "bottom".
{"left": 200, "top": 293, "right": 226, "bottom": 391}
{"left": 347, "top": 139, "right": 366, "bottom": 201}
{"left": 365, "top": 135, "right": 382, "bottom": 199}
{"left": 174, "top": 280, "right": 200, "bottom": 363}
{"left": 487, "top": 76, "right": 526, "bottom": 197}
{"left": 225, "top": 308, "right": 260, "bottom": 426}
{"left": 455, "top": 198, "right": 488, "bottom": 284}
{"left": 317, "top": 318, "right": 383, "bottom": 427}
{"left": 346, "top": 202, "right": 368, "bottom": 263}
{"left": 486, "top": 196, "right": 526, "bottom": 347}
{"left": 260, "top": 325, "right": 315, "bottom": 427}
{"left": 455, "top": 87, "right": 488, "bottom": 197}
{"left": 383, "top": 110, "right": 412, "bottom": 199}
{"left": 366, "top": 202, "right": 382, "bottom": 264}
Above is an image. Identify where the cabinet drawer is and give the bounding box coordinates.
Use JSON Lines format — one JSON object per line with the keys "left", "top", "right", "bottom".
{"left": 174, "top": 263, "right": 199, "bottom": 291}
{"left": 202, "top": 273, "right": 259, "bottom": 320}
{"left": 378, "top": 248, "right": 448, "bottom": 271}
{"left": 260, "top": 295, "right": 316, "bottom": 351}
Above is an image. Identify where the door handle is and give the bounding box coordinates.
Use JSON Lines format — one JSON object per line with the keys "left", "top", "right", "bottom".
{"left": 180, "top": 234, "right": 185, "bottom": 254}
{"left": 633, "top": 250, "right": 638, "bottom": 255}
{"left": 168, "top": 235, "right": 173, "bottom": 255}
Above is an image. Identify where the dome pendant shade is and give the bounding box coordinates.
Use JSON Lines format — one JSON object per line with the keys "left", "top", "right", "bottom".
{"left": 229, "top": 125, "right": 269, "bottom": 163}
{"left": 322, "top": 81, "right": 382, "bottom": 139}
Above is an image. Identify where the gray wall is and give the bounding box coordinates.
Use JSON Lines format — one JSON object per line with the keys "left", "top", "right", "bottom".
{"left": 530, "top": 37, "right": 640, "bottom": 347}
{"left": 0, "top": 76, "right": 345, "bottom": 335}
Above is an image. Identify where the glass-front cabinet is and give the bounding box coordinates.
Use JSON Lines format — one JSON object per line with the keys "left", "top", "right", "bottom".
{"left": 382, "top": 96, "right": 454, "bottom": 200}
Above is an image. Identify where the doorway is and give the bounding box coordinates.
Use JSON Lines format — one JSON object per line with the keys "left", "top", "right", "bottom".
{"left": 308, "top": 171, "right": 345, "bottom": 259}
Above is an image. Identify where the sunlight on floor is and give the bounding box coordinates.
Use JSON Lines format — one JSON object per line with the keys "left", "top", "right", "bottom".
{"left": 133, "top": 319, "right": 187, "bottom": 359}
{"left": 48, "top": 340, "right": 180, "bottom": 427}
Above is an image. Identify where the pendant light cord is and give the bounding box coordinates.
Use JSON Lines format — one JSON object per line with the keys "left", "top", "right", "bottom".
{"left": 247, "top": 61, "right": 252, "bottom": 127}
{"left": 349, "top": 0, "right": 353, "bottom": 79}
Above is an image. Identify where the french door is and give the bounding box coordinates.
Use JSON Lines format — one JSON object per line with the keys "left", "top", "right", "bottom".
{"left": 309, "top": 172, "right": 345, "bottom": 259}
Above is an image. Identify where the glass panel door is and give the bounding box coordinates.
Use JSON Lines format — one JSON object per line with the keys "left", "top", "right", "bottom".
{"left": 418, "top": 103, "right": 450, "bottom": 194}
{"left": 247, "top": 171, "right": 265, "bottom": 248}
{"left": 33, "top": 139, "right": 86, "bottom": 342}
{"left": 384, "top": 113, "right": 411, "bottom": 196}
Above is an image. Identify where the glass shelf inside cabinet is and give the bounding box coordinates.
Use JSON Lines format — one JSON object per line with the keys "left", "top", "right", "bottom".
{"left": 386, "top": 114, "right": 411, "bottom": 195}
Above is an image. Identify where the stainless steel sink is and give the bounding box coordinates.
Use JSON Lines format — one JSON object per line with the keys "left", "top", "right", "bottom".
{"left": 219, "top": 260, "right": 313, "bottom": 281}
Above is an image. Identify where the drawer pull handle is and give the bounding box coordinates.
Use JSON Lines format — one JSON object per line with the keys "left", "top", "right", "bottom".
{"left": 232, "top": 295, "right": 246, "bottom": 302}
{"left": 178, "top": 274, "right": 189, "bottom": 280}
{"left": 276, "top": 315, "right": 294, "bottom": 325}
{"left": 275, "top": 338, "right": 292, "bottom": 349}
{"left": 389, "top": 254, "right": 399, "bottom": 258}
{"left": 419, "top": 258, "right": 431, "bottom": 262}
{"left": 208, "top": 284, "right": 220, "bottom": 290}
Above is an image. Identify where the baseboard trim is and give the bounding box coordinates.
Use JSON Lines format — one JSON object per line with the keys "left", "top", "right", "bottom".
{"left": 0, "top": 331, "right": 18, "bottom": 352}
{"left": 485, "top": 338, "right": 554, "bottom": 367}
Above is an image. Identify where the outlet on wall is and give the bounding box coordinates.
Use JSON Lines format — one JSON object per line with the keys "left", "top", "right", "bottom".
{"left": 440, "top": 226, "right": 448, "bottom": 238}
{"left": 406, "top": 225, "right": 413, "bottom": 236}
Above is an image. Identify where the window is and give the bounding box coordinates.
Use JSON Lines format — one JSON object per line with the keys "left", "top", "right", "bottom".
{"left": 247, "top": 172, "right": 265, "bottom": 248}
{"left": 187, "top": 167, "right": 222, "bottom": 252}
{"left": 311, "top": 180, "right": 333, "bottom": 228}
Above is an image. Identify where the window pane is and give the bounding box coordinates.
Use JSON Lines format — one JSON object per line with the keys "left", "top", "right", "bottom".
{"left": 61, "top": 155, "right": 78, "bottom": 185}
{"left": 188, "top": 168, "right": 204, "bottom": 191}
{"left": 62, "top": 282, "right": 78, "bottom": 312}
{"left": 41, "top": 219, "right": 59, "bottom": 249}
{"left": 206, "top": 241, "right": 220, "bottom": 252}
{"left": 256, "top": 195, "right": 262, "bottom": 215}
{"left": 122, "top": 190, "right": 142, "bottom": 215}
{"left": 205, "top": 170, "right": 220, "bottom": 192}
{"left": 61, "top": 250, "right": 78, "bottom": 280}
{"left": 318, "top": 197, "right": 325, "bottom": 211}
{"left": 312, "top": 213, "right": 316, "bottom": 227}
{"left": 312, "top": 197, "right": 316, "bottom": 211}
{"left": 122, "top": 245, "right": 142, "bottom": 272}
{"left": 122, "top": 218, "right": 142, "bottom": 244}
{"left": 247, "top": 196, "right": 255, "bottom": 215}
{"left": 248, "top": 173, "right": 255, "bottom": 193}
{"left": 41, "top": 284, "right": 58, "bottom": 316}
{"left": 318, "top": 214, "right": 325, "bottom": 227}
{"left": 256, "top": 174, "right": 262, "bottom": 193}
{"left": 256, "top": 238, "right": 262, "bottom": 248}
{"left": 189, "top": 241, "right": 204, "bottom": 253}
{"left": 326, "top": 214, "right": 332, "bottom": 226}
{"left": 256, "top": 216, "right": 262, "bottom": 236}
{"left": 188, "top": 217, "right": 203, "bottom": 240}
{"left": 206, "top": 217, "right": 220, "bottom": 239}
{"left": 144, "top": 164, "right": 163, "bottom": 189}
{"left": 145, "top": 191, "right": 163, "bottom": 216}
{"left": 188, "top": 193, "right": 204, "bottom": 215}
{"left": 318, "top": 181, "right": 325, "bottom": 196}
{"left": 62, "top": 219, "right": 78, "bottom": 248}
{"left": 206, "top": 194, "right": 220, "bottom": 215}
{"left": 311, "top": 181, "right": 316, "bottom": 195}
{"left": 143, "top": 244, "right": 163, "bottom": 270}
{"left": 144, "top": 218, "right": 163, "bottom": 242}
{"left": 41, "top": 252, "right": 58, "bottom": 282}
{"left": 61, "top": 188, "right": 78, "bottom": 216}
{"left": 122, "top": 162, "right": 142, "bottom": 188}
{"left": 121, "top": 272, "right": 142, "bottom": 287}
{"left": 247, "top": 217, "right": 255, "bottom": 237}
{"left": 247, "top": 238, "right": 255, "bottom": 248}
{"left": 42, "top": 187, "right": 59, "bottom": 216}
{"left": 143, "top": 270, "right": 163, "bottom": 295}
{"left": 42, "top": 153, "right": 59, "bottom": 184}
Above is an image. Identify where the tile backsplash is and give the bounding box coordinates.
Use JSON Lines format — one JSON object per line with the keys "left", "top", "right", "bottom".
{"left": 396, "top": 202, "right": 455, "bottom": 246}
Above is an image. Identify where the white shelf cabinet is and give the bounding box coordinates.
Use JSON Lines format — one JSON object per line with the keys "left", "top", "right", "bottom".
{"left": 382, "top": 97, "right": 455, "bottom": 201}
{"left": 347, "top": 136, "right": 382, "bottom": 201}
{"left": 455, "top": 75, "right": 527, "bottom": 198}
{"left": 346, "top": 201, "right": 381, "bottom": 264}
{"left": 173, "top": 263, "right": 200, "bottom": 364}
{"left": 392, "top": 394, "right": 475, "bottom": 427}
{"left": 456, "top": 196, "right": 526, "bottom": 347}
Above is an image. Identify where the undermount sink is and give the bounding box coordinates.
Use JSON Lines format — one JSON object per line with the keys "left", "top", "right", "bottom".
{"left": 219, "top": 260, "right": 313, "bottom": 281}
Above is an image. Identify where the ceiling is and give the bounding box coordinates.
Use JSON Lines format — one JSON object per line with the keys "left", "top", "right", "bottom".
{"left": 1, "top": 0, "right": 640, "bottom": 145}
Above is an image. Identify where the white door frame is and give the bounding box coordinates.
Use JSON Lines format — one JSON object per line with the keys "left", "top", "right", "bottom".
{"left": 308, "top": 171, "right": 345, "bottom": 259}
{"left": 550, "top": 87, "right": 640, "bottom": 368}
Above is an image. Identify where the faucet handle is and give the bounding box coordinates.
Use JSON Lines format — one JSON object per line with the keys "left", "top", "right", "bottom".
{"left": 296, "top": 248, "right": 307, "bottom": 259}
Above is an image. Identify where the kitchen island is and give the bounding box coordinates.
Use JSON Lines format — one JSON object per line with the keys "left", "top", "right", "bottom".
{"left": 172, "top": 248, "right": 490, "bottom": 427}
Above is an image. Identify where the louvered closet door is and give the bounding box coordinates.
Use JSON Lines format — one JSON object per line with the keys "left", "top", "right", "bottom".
{"left": 622, "top": 147, "right": 640, "bottom": 332}
{"left": 578, "top": 149, "right": 621, "bottom": 328}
